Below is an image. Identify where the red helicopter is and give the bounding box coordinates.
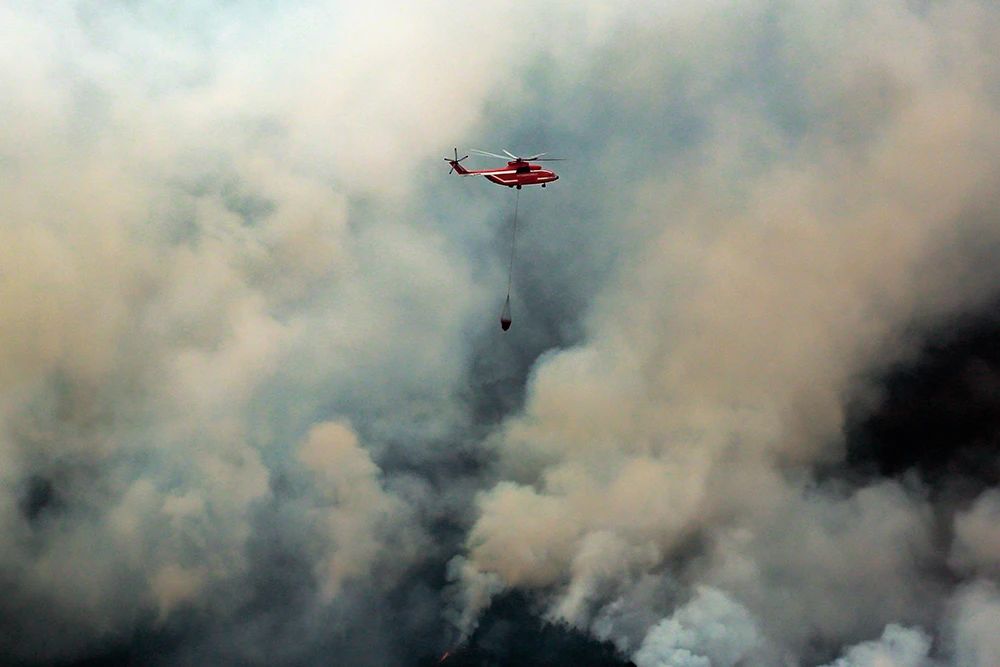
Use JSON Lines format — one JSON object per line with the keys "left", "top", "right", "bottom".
{"left": 444, "top": 148, "right": 562, "bottom": 189}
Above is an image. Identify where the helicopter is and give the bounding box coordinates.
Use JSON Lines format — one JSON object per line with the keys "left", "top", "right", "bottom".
{"left": 444, "top": 148, "right": 562, "bottom": 189}
{"left": 445, "top": 147, "right": 564, "bottom": 332}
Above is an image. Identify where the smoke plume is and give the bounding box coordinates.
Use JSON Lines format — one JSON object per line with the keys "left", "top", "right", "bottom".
{"left": 2, "top": 1, "right": 1000, "bottom": 665}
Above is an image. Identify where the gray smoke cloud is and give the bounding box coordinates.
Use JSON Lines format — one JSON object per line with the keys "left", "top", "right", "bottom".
{"left": 454, "top": 1, "right": 1000, "bottom": 665}
{"left": 2, "top": 1, "right": 1000, "bottom": 665}
{"left": 632, "top": 587, "right": 766, "bottom": 667}
{"left": 820, "top": 625, "right": 933, "bottom": 667}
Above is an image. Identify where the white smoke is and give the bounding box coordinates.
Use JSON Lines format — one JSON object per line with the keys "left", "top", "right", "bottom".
{"left": 820, "top": 624, "right": 933, "bottom": 667}
{"left": 945, "top": 582, "right": 1000, "bottom": 667}
{"left": 821, "top": 584, "right": 1000, "bottom": 667}
{"left": 632, "top": 587, "right": 765, "bottom": 667}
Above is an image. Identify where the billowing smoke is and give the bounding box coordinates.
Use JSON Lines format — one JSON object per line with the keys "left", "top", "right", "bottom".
{"left": 2, "top": 1, "right": 1000, "bottom": 665}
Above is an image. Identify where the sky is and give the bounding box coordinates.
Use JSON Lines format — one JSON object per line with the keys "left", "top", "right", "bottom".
{"left": 2, "top": 1, "right": 1000, "bottom": 665}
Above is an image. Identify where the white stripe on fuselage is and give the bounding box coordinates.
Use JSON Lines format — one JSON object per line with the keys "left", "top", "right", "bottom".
{"left": 485, "top": 174, "right": 554, "bottom": 184}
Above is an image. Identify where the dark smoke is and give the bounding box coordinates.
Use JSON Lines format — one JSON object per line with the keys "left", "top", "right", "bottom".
{"left": 846, "top": 304, "right": 1000, "bottom": 496}
{"left": 419, "top": 592, "right": 634, "bottom": 667}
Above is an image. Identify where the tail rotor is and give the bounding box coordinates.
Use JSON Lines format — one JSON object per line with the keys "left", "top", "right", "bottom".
{"left": 444, "top": 147, "right": 469, "bottom": 174}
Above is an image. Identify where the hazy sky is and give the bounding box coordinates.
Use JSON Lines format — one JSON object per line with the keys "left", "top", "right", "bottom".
{"left": 2, "top": 2, "right": 1000, "bottom": 665}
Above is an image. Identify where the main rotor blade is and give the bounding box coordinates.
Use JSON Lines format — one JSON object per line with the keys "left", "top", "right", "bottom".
{"left": 470, "top": 148, "right": 511, "bottom": 160}
{"left": 502, "top": 149, "right": 518, "bottom": 160}
{"left": 524, "top": 153, "right": 547, "bottom": 160}
{"left": 533, "top": 157, "right": 566, "bottom": 161}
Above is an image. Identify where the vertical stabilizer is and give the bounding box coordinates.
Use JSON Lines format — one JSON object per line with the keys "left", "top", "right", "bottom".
{"left": 444, "top": 148, "right": 470, "bottom": 175}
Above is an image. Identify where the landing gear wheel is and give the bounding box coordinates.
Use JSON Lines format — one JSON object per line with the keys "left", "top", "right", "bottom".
{"left": 516, "top": 184, "right": 522, "bottom": 190}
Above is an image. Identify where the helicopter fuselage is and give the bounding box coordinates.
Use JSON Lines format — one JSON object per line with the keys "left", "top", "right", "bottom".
{"left": 452, "top": 160, "right": 559, "bottom": 189}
